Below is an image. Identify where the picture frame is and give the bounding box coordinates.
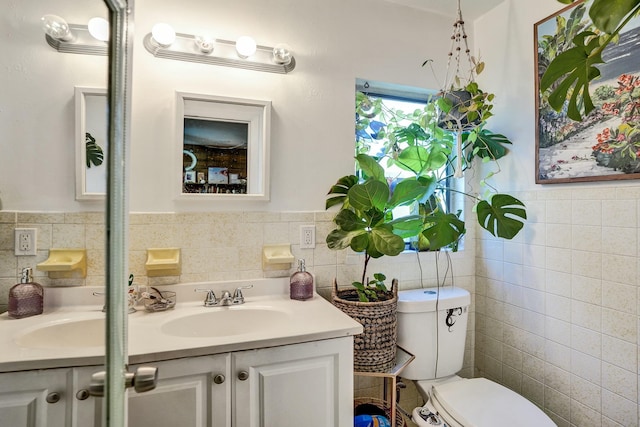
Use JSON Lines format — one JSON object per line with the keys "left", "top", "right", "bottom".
{"left": 535, "top": 1, "right": 640, "bottom": 183}
{"left": 175, "top": 92, "right": 271, "bottom": 200}
{"left": 75, "top": 86, "right": 108, "bottom": 200}
{"left": 184, "top": 170, "right": 196, "bottom": 183}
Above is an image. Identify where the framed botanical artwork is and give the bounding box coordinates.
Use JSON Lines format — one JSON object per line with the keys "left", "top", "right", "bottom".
{"left": 535, "top": 1, "right": 640, "bottom": 183}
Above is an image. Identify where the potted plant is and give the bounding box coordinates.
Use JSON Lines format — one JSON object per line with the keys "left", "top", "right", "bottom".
{"left": 327, "top": 85, "right": 527, "bottom": 372}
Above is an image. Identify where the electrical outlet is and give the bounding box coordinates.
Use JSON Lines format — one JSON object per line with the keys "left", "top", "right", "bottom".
{"left": 15, "top": 228, "right": 37, "bottom": 256}
{"left": 300, "top": 225, "right": 316, "bottom": 249}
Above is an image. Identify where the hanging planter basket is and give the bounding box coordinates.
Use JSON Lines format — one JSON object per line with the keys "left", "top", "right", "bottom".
{"left": 332, "top": 278, "right": 398, "bottom": 372}
{"left": 437, "top": 90, "right": 481, "bottom": 131}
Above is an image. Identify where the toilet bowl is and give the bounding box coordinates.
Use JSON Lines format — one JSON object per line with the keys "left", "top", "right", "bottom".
{"left": 411, "top": 376, "right": 555, "bottom": 427}
{"left": 397, "top": 287, "right": 556, "bottom": 427}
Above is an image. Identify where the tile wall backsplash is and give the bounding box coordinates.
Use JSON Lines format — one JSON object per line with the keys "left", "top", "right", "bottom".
{"left": 0, "top": 209, "right": 476, "bottom": 418}
{"left": 475, "top": 186, "right": 640, "bottom": 427}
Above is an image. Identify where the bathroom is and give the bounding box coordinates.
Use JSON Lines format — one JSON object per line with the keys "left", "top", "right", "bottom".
{"left": 1, "top": 0, "right": 639, "bottom": 425}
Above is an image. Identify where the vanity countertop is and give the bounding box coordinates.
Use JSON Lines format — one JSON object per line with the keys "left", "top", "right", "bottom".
{"left": 0, "top": 279, "right": 363, "bottom": 373}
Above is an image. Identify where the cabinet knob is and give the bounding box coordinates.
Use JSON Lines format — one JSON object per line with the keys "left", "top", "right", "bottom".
{"left": 213, "top": 374, "right": 226, "bottom": 384}
{"left": 76, "top": 389, "right": 91, "bottom": 401}
{"left": 46, "top": 392, "right": 61, "bottom": 404}
{"left": 237, "top": 371, "right": 249, "bottom": 381}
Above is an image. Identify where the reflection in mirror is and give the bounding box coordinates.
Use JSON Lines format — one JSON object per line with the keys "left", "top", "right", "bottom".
{"left": 176, "top": 92, "right": 271, "bottom": 200}
{"left": 183, "top": 119, "right": 248, "bottom": 194}
{"left": 75, "top": 86, "right": 108, "bottom": 200}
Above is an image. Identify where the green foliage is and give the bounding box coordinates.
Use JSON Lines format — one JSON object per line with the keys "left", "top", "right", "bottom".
{"left": 476, "top": 194, "right": 527, "bottom": 239}
{"left": 328, "top": 85, "right": 528, "bottom": 300}
{"left": 352, "top": 273, "right": 389, "bottom": 302}
{"left": 85, "top": 132, "right": 104, "bottom": 168}
{"left": 542, "top": 0, "right": 640, "bottom": 120}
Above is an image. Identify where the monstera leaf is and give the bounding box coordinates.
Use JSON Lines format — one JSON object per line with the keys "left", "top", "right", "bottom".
{"left": 85, "top": 132, "right": 104, "bottom": 168}
{"left": 467, "top": 128, "right": 512, "bottom": 161}
{"left": 421, "top": 211, "right": 466, "bottom": 250}
{"left": 476, "top": 194, "right": 527, "bottom": 239}
{"left": 540, "top": 31, "right": 603, "bottom": 121}
{"left": 542, "top": 0, "right": 640, "bottom": 121}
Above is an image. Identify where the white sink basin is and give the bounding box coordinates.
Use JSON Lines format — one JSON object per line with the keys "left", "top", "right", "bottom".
{"left": 15, "top": 318, "right": 105, "bottom": 349}
{"left": 161, "top": 307, "right": 291, "bottom": 338}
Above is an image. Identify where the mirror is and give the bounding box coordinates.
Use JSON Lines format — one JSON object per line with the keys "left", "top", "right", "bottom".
{"left": 75, "top": 86, "right": 108, "bottom": 200}
{"left": 176, "top": 92, "right": 271, "bottom": 201}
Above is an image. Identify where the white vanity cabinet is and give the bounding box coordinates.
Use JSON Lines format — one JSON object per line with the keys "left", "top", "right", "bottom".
{"left": 46, "top": 335, "right": 353, "bottom": 427}
{"left": 127, "top": 337, "right": 353, "bottom": 427}
{"left": 232, "top": 337, "right": 353, "bottom": 427}
{"left": 0, "top": 368, "right": 69, "bottom": 427}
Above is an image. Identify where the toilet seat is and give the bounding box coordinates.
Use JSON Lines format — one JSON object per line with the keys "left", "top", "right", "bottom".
{"left": 414, "top": 378, "right": 555, "bottom": 427}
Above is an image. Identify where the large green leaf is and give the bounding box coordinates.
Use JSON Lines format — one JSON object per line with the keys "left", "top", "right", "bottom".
{"left": 326, "top": 175, "right": 358, "bottom": 209}
{"left": 540, "top": 31, "right": 603, "bottom": 121}
{"left": 421, "top": 211, "right": 466, "bottom": 250}
{"left": 85, "top": 132, "right": 104, "bottom": 168}
{"left": 388, "top": 215, "right": 424, "bottom": 238}
{"left": 468, "top": 129, "right": 512, "bottom": 161}
{"left": 334, "top": 209, "right": 366, "bottom": 232}
{"left": 326, "top": 228, "right": 368, "bottom": 251}
{"left": 476, "top": 194, "right": 527, "bottom": 239}
{"left": 370, "top": 225, "right": 406, "bottom": 256}
{"left": 356, "top": 153, "right": 386, "bottom": 182}
{"left": 590, "top": 0, "right": 640, "bottom": 34}
{"left": 388, "top": 178, "right": 433, "bottom": 208}
{"left": 348, "top": 180, "right": 389, "bottom": 212}
{"left": 395, "top": 145, "right": 448, "bottom": 175}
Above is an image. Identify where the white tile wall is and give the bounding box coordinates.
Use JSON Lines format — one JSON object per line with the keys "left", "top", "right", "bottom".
{"left": 476, "top": 188, "right": 640, "bottom": 426}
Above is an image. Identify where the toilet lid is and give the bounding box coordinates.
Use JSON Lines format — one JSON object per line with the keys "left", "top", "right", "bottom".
{"left": 431, "top": 378, "right": 555, "bottom": 427}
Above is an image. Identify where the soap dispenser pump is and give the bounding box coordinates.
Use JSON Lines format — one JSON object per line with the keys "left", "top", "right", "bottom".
{"left": 8, "top": 267, "right": 43, "bottom": 319}
{"left": 290, "top": 259, "right": 314, "bottom": 301}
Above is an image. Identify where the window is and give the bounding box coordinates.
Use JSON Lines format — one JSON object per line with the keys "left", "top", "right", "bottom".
{"left": 355, "top": 79, "right": 462, "bottom": 250}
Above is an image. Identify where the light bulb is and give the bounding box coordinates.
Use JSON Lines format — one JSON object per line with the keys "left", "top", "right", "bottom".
{"left": 272, "top": 43, "right": 292, "bottom": 65}
{"left": 194, "top": 35, "right": 215, "bottom": 54}
{"left": 235, "top": 36, "right": 256, "bottom": 59}
{"left": 151, "top": 23, "right": 176, "bottom": 47}
{"left": 88, "top": 17, "right": 109, "bottom": 42}
{"left": 41, "top": 14, "right": 73, "bottom": 42}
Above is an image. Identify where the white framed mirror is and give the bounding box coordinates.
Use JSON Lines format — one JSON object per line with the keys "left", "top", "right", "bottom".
{"left": 75, "top": 86, "right": 108, "bottom": 200}
{"left": 176, "top": 92, "right": 271, "bottom": 201}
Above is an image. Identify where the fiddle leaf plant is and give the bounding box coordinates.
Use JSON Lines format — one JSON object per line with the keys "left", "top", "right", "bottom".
{"left": 327, "top": 86, "right": 527, "bottom": 301}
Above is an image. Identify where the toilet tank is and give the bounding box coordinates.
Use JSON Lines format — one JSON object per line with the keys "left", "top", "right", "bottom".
{"left": 397, "top": 287, "right": 470, "bottom": 380}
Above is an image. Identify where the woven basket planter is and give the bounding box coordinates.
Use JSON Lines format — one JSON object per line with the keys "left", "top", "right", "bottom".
{"left": 332, "top": 278, "right": 398, "bottom": 372}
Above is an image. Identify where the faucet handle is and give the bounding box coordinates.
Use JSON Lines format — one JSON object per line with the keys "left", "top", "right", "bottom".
{"left": 232, "top": 285, "right": 253, "bottom": 304}
{"left": 195, "top": 288, "right": 218, "bottom": 307}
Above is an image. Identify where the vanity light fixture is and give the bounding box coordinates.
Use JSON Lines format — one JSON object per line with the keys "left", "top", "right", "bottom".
{"left": 143, "top": 23, "right": 296, "bottom": 74}
{"left": 41, "top": 14, "right": 108, "bottom": 56}
{"left": 235, "top": 35, "right": 257, "bottom": 58}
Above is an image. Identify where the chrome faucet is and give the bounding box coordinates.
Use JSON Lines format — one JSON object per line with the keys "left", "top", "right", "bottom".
{"left": 196, "top": 285, "right": 253, "bottom": 307}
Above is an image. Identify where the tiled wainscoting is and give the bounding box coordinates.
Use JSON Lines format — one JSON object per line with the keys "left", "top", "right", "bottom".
{"left": 0, "top": 209, "right": 476, "bottom": 425}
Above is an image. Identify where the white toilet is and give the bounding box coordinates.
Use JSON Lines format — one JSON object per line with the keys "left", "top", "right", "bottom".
{"left": 397, "top": 287, "right": 556, "bottom": 427}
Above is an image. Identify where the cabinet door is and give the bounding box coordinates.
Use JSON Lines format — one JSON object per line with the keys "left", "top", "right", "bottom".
{"left": 128, "top": 354, "right": 230, "bottom": 427}
{"left": 233, "top": 337, "right": 353, "bottom": 427}
{"left": 70, "top": 366, "right": 104, "bottom": 427}
{"left": 0, "top": 368, "right": 69, "bottom": 427}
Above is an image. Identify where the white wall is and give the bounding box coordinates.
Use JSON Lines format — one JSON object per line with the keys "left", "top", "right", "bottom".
{"left": 2, "top": 0, "right": 455, "bottom": 213}
{"left": 474, "top": 1, "right": 640, "bottom": 425}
